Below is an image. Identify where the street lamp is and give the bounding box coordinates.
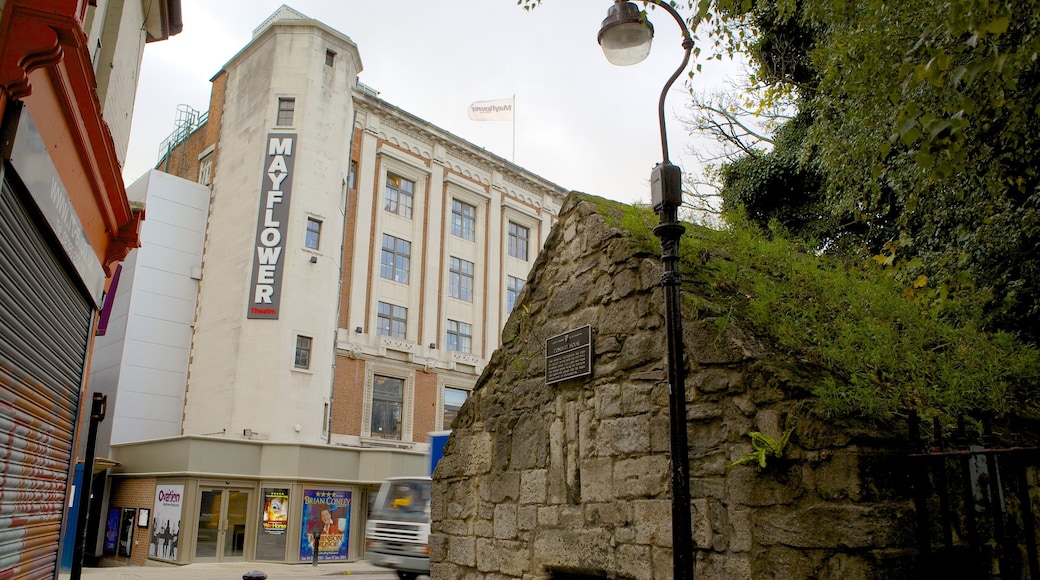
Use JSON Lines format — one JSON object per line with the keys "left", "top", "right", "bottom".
{"left": 599, "top": 2, "right": 695, "bottom": 580}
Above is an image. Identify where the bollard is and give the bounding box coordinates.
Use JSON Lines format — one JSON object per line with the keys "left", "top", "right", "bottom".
{"left": 242, "top": 571, "right": 267, "bottom": 580}
{"left": 311, "top": 531, "right": 321, "bottom": 567}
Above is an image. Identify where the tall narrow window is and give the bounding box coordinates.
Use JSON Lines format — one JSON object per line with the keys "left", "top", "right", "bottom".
{"left": 294, "top": 335, "right": 312, "bottom": 369}
{"left": 508, "top": 222, "right": 529, "bottom": 261}
{"left": 198, "top": 155, "right": 212, "bottom": 186}
{"left": 305, "top": 217, "right": 321, "bottom": 250}
{"left": 448, "top": 257, "right": 474, "bottom": 302}
{"left": 380, "top": 234, "right": 411, "bottom": 284}
{"left": 446, "top": 320, "right": 472, "bottom": 353}
{"left": 377, "top": 302, "right": 407, "bottom": 339}
{"left": 384, "top": 173, "right": 414, "bottom": 219}
{"left": 443, "top": 387, "right": 469, "bottom": 430}
{"left": 371, "top": 375, "right": 404, "bottom": 440}
{"left": 348, "top": 160, "right": 358, "bottom": 190}
{"left": 277, "top": 97, "right": 295, "bottom": 126}
{"left": 507, "top": 275, "right": 525, "bottom": 313}
{"left": 451, "top": 199, "right": 476, "bottom": 241}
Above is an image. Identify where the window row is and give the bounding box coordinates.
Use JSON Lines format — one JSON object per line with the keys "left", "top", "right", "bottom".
{"left": 375, "top": 302, "right": 474, "bottom": 353}
{"left": 381, "top": 175, "right": 530, "bottom": 260}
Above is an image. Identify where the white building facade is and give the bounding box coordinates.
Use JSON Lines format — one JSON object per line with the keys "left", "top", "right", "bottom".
{"left": 101, "top": 6, "right": 567, "bottom": 566}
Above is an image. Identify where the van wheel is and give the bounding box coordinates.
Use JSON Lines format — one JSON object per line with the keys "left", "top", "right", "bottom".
{"left": 397, "top": 572, "right": 418, "bottom": 580}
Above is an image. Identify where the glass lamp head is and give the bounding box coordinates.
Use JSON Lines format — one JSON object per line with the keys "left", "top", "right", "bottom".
{"left": 598, "top": 1, "right": 654, "bottom": 66}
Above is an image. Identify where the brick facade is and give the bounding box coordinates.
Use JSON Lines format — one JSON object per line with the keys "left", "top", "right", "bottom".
{"left": 106, "top": 477, "right": 158, "bottom": 566}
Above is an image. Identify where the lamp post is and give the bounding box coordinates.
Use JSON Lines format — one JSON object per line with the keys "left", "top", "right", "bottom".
{"left": 598, "top": 2, "right": 695, "bottom": 579}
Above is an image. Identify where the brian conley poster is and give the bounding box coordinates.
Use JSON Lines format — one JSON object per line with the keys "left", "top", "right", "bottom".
{"left": 298, "top": 489, "right": 350, "bottom": 561}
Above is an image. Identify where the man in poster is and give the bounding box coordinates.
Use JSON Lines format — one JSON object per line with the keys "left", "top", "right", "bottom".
{"left": 299, "top": 489, "right": 350, "bottom": 561}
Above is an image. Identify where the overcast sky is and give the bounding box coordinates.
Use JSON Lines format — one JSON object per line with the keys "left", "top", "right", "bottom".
{"left": 123, "top": 0, "right": 743, "bottom": 205}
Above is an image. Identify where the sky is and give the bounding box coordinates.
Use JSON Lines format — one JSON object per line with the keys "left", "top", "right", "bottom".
{"left": 123, "top": 0, "right": 744, "bottom": 205}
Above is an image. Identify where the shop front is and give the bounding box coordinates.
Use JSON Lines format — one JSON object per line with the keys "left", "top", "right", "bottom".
{"left": 104, "top": 437, "right": 425, "bottom": 565}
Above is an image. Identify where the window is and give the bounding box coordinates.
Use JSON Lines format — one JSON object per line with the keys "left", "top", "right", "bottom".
{"left": 507, "top": 275, "right": 525, "bottom": 313}
{"left": 443, "top": 387, "right": 469, "bottom": 429}
{"left": 508, "top": 222, "right": 529, "bottom": 261}
{"left": 448, "top": 257, "right": 474, "bottom": 302}
{"left": 198, "top": 156, "right": 212, "bottom": 186}
{"left": 377, "top": 302, "right": 407, "bottom": 339}
{"left": 371, "top": 375, "right": 404, "bottom": 440}
{"left": 277, "top": 97, "right": 295, "bottom": 126}
{"left": 384, "top": 174, "right": 414, "bottom": 219}
{"left": 451, "top": 199, "right": 475, "bottom": 241}
{"left": 380, "top": 234, "right": 411, "bottom": 284}
{"left": 325, "top": 49, "right": 336, "bottom": 67}
{"left": 348, "top": 160, "right": 358, "bottom": 190}
{"left": 305, "top": 217, "right": 321, "bottom": 250}
{"left": 294, "top": 335, "right": 312, "bottom": 369}
{"left": 446, "top": 320, "right": 472, "bottom": 353}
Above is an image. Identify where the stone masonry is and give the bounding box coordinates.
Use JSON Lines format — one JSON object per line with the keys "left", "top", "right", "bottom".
{"left": 431, "top": 193, "right": 920, "bottom": 579}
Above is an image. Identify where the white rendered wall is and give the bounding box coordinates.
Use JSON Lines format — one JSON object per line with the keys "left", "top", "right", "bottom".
{"left": 183, "top": 20, "right": 360, "bottom": 444}
{"left": 87, "top": 170, "right": 209, "bottom": 452}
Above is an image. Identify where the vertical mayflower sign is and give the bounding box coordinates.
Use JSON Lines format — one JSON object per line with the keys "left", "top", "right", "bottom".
{"left": 248, "top": 133, "right": 297, "bottom": 319}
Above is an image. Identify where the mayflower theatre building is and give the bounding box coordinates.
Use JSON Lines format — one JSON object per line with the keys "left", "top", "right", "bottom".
{"left": 95, "top": 6, "right": 566, "bottom": 566}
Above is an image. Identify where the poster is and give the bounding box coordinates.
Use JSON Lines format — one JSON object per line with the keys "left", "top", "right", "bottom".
{"left": 150, "top": 484, "right": 183, "bottom": 561}
{"left": 103, "top": 508, "right": 120, "bottom": 555}
{"left": 118, "top": 508, "right": 135, "bottom": 557}
{"left": 298, "top": 489, "right": 351, "bottom": 561}
{"left": 263, "top": 489, "right": 290, "bottom": 534}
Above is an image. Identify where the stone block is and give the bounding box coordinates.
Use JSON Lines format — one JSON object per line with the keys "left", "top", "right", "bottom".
{"left": 727, "top": 507, "right": 753, "bottom": 552}
{"left": 630, "top": 499, "right": 671, "bottom": 546}
{"left": 621, "top": 382, "right": 655, "bottom": 414}
{"left": 616, "top": 543, "right": 653, "bottom": 580}
{"left": 649, "top": 414, "right": 671, "bottom": 454}
{"left": 616, "top": 332, "right": 662, "bottom": 371}
{"left": 494, "top": 503, "right": 518, "bottom": 539}
{"left": 614, "top": 455, "right": 668, "bottom": 499}
{"left": 753, "top": 503, "right": 912, "bottom": 549}
{"left": 697, "top": 553, "right": 752, "bottom": 579}
{"left": 476, "top": 537, "right": 500, "bottom": 572}
{"left": 511, "top": 415, "right": 548, "bottom": 470}
{"left": 517, "top": 505, "right": 537, "bottom": 531}
{"left": 598, "top": 415, "right": 651, "bottom": 456}
{"left": 584, "top": 502, "right": 625, "bottom": 527}
{"left": 691, "top": 498, "right": 714, "bottom": 552}
{"left": 520, "top": 469, "right": 548, "bottom": 504}
{"left": 429, "top": 533, "right": 448, "bottom": 561}
{"left": 650, "top": 546, "right": 673, "bottom": 579}
{"left": 472, "top": 518, "right": 494, "bottom": 538}
{"left": 448, "top": 535, "right": 476, "bottom": 567}
{"left": 482, "top": 472, "right": 521, "bottom": 504}
{"left": 596, "top": 384, "right": 623, "bottom": 418}
{"left": 497, "top": 539, "right": 528, "bottom": 577}
{"left": 537, "top": 506, "right": 560, "bottom": 527}
{"left": 579, "top": 457, "right": 614, "bottom": 502}
{"left": 530, "top": 528, "right": 614, "bottom": 572}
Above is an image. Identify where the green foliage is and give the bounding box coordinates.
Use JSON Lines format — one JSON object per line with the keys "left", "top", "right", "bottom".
{"left": 599, "top": 201, "right": 1040, "bottom": 420}
{"left": 632, "top": 201, "right": 1040, "bottom": 421}
{"left": 730, "top": 429, "right": 793, "bottom": 471}
{"left": 706, "top": 0, "right": 1040, "bottom": 343}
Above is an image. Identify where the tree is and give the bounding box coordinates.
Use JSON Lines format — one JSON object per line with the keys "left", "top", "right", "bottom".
{"left": 522, "top": 1, "right": 1040, "bottom": 341}
{"left": 717, "top": 0, "right": 1040, "bottom": 341}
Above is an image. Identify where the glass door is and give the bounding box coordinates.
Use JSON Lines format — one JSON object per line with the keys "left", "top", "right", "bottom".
{"left": 195, "top": 488, "right": 251, "bottom": 562}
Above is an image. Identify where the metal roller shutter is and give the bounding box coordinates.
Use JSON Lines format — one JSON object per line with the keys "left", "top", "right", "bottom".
{"left": 1, "top": 176, "right": 93, "bottom": 580}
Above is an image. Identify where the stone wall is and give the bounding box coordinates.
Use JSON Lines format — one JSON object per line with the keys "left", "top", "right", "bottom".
{"left": 431, "top": 194, "right": 919, "bottom": 579}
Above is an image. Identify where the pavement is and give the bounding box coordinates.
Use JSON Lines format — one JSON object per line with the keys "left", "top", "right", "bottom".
{"left": 58, "top": 560, "right": 398, "bottom": 580}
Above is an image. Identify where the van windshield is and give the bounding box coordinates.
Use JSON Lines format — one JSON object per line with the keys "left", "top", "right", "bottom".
{"left": 372, "top": 479, "right": 431, "bottom": 522}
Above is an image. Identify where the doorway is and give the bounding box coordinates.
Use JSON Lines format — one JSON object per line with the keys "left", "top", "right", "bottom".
{"left": 195, "top": 488, "right": 251, "bottom": 561}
